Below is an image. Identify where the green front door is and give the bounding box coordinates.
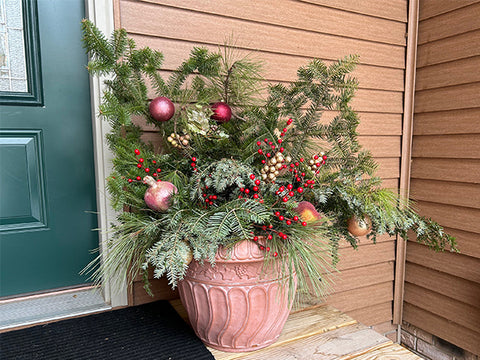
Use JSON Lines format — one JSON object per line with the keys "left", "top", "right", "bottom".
{"left": 0, "top": 0, "right": 98, "bottom": 297}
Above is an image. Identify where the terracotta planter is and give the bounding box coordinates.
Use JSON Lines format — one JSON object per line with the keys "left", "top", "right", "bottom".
{"left": 178, "top": 240, "right": 296, "bottom": 352}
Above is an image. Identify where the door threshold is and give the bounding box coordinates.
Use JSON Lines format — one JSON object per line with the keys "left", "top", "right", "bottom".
{"left": 0, "top": 287, "right": 111, "bottom": 332}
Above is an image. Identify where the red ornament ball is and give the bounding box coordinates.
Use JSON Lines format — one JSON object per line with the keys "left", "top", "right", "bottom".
{"left": 211, "top": 102, "right": 232, "bottom": 123}
{"left": 149, "top": 96, "right": 175, "bottom": 122}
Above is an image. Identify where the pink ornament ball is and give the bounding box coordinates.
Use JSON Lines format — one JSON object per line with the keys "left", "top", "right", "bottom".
{"left": 143, "top": 176, "right": 178, "bottom": 212}
{"left": 211, "top": 102, "right": 232, "bottom": 123}
{"left": 149, "top": 96, "right": 175, "bottom": 122}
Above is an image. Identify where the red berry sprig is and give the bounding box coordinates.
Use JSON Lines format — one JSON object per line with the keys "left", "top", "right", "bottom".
{"left": 273, "top": 211, "right": 306, "bottom": 227}
{"left": 238, "top": 174, "right": 264, "bottom": 203}
{"left": 251, "top": 231, "right": 279, "bottom": 257}
{"left": 127, "top": 148, "right": 162, "bottom": 184}
{"left": 308, "top": 153, "right": 328, "bottom": 175}
{"left": 191, "top": 156, "right": 198, "bottom": 172}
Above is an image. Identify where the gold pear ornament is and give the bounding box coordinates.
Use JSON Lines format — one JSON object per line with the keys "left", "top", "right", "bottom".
{"left": 347, "top": 215, "right": 372, "bottom": 237}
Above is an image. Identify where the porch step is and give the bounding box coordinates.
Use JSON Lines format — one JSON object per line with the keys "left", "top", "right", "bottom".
{"left": 0, "top": 287, "right": 111, "bottom": 332}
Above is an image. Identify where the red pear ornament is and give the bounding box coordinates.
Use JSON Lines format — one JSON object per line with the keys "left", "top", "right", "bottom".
{"left": 149, "top": 96, "right": 175, "bottom": 122}
{"left": 294, "top": 201, "right": 322, "bottom": 224}
{"left": 143, "top": 176, "right": 177, "bottom": 212}
{"left": 211, "top": 102, "right": 232, "bottom": 123}
{"left": 347, "top": 215, "right": 372, "bottom": 237}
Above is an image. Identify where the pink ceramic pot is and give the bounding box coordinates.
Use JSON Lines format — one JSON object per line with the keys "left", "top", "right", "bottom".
{"left": 178, "top": 240, "right": 296, "bottom": 352}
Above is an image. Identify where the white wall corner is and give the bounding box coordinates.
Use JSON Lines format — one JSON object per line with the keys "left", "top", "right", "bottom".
{"left": 85, "top": 0, "right": 128, "bottom": 308}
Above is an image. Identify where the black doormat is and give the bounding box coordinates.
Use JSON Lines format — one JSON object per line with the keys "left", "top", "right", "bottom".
{"left": 0, "top": 300, "right": 215, "bottom": 360}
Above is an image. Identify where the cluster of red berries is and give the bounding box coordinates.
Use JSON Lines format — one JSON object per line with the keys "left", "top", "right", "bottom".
{"left": 274, "top": 211, "right": 307, "bottom": 227}
{"left": 202, "top": 192, "right": 217, "bottom": 206}
{"left": 190, "top": 156, "right": 198, "bottom": 172}
{"left": 238, "top": 174, "right": 263, "bottom": 202}
{"left": 251, "top": 232, "right": 279, "bottom": 257}
{"left": 308, "top": 154, "right": 328, "bottom": 174}
{"left": 256, "top": 117, "right": 291, "bottom": 156}
{"left": 127, "top": 149, "right": 162, "bottom": 183}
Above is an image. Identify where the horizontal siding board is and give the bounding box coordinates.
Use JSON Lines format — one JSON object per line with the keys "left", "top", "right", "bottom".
{"left": 442, "top": 227, "right": 480, "bottom": 258}
{"left": 327, "top": 136, "right": 401, "bottom": 158}
{"left": 403, "top": 303, "right": 480, "bottom": 355}
{"left": 356, "top": 113, "right": 403, "bottom": 135}
{"left": 404, "top": 282, "right": 480, "bottom": 333}
{"left": 130, "top": 34, "right": 405, "bottom": 91}
{"left": 405, "top": 262, "right": 480, "bottom": 308}
{"left": 140, "top": 0, "right": 407, "bottom": 46}
{"left": 336, "top": 241, "right": 396, "bottom": 271}
{"left": 351, "top": 90, "right": 403, "bottom": 113}
{"left": 417, "top": 3, "right": 480, "bottom": 45}
{"left": 327, "top": 282, "right": 393, "bottom": 313}
{"left": 347, "top": 301, "right": 393, "bottom": 327}
{"left": 415, "top": 200, "right": 480, "bottom": 234}
{"left": 411, "top": 134, "right": 480, "bottom": 159}
{"left": 322, "top": 112, "right": 402, "bottom": 135}
{"left": 414, "top": 82, "right": 480, "bottom": 113}
{"left": 410, "top": 158, "right": 480, "bottom": 183}
{"left": 338, "top": 234, "right": 396, "bottom": 249}
{"left": 413, "top": 108, "right": 480, "bottom": 135}
{"left": 415, "top": 56, "right": 480, "bottom": 90}
{"left": 360, "top": 136, "right": 401, "bottom": 158}
{"left": 410, "top": 179, "right": 480, "bottom": 209}
{"left": 419, "top": 0, "right": 480, "bottom": 20}
{"left": 331, "top": 262, "right": 394, "bottom": 293}
{"left": 140, "top": 132, "right": 164, "bottom": 152}
{"left": 406, "top": 242, "right": 480, "bottom": 283}
{"left": 299, "top": 0, "right": 407, "bottom": 22}
{"left": 416, "top": 29, "right": 480, "bottom": 67}
{"left": 382, "top": 178, "right": 399, "bottom": 189}
{"left": 120, "top": 0, "right": 406, "bottom": 68}
{"left": 131, "top": 277, "right": 178, "bottom": 305}
{"left": 135, "top": 112, "right": 403, "bottom": 136}
{"left": 410, "top": 227, "right": 480, "bottom": 259}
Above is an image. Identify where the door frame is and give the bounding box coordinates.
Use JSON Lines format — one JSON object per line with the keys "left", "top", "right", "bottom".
{"left": 85, "top": 0, "right": 128, "bottom": 308}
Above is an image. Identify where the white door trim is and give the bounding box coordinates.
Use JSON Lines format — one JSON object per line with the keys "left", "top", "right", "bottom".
{"left": 85, "top": 0, "right": 128, "bottom": 308}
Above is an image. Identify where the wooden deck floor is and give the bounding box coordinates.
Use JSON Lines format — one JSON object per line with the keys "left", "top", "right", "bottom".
{"left": 171, "top": 300, "right": 421, "bottom": 360}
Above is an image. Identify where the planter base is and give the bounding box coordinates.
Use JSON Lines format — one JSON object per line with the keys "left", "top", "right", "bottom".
{"left": 178, "top": 240, "right": 296, "bottom": 352}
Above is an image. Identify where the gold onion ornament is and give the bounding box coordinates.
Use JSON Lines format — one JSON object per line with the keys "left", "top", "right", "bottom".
{"left": 260, "top": 152, "right": 292, "bottom": 181}
{"left": 167, "top": 133, "right": 190, "bottom": 149}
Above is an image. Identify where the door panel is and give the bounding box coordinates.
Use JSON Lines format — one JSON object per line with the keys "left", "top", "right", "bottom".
{"left": 0, "top": 130, "right": 47, "bottom": 231}
{"left": 0, "top": 0, "right": 98, "bottom": 297}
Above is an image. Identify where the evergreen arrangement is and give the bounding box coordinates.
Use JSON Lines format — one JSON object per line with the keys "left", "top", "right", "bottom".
{"left": 81, "top": 20, "right": 456, "bottom": 298}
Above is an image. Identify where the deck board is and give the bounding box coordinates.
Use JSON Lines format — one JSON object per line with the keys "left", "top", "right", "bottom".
{"left": 216, "top": 324, "right": 390, "bottom": 360}
{"left": 170, "top": 299, "right": 420, "bottom": 359}
{"left": 209, "top": 305, "right": 357, "bottom": 360}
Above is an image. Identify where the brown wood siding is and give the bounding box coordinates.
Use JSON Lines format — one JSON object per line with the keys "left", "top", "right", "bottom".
{"left": 115, "top": 0, "right": 408, "bottom": 328}
{"left": 405, "top": 0, "right": 480, "bottom": 355}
